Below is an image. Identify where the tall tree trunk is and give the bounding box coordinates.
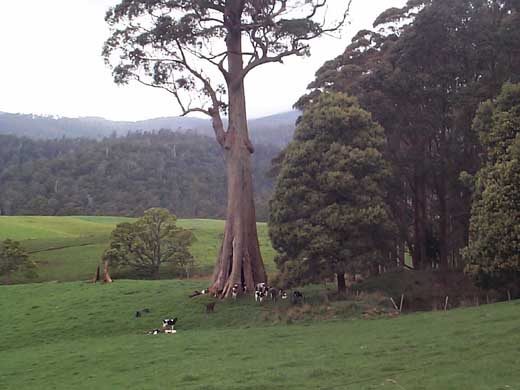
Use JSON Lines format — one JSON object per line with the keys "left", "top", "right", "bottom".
{"left": 437, "top": 176, "right": 448, "bottom": 270}
{"left": 337, "top": 272, "right": 346, "bottom": 294}
{"left": 412, "top": 173, "right": 428, "bottom": 269}
{"left": 210, "top": 14, "right": 267, "bottom": 297}
{"left": 93, "top": 265, "right": 100, "bottom": 283}
{"left": 103, "top": 260, "right": 113, "bottom": 283}
{"left": 153, "top": 265, "right": 160, "bottom": 280}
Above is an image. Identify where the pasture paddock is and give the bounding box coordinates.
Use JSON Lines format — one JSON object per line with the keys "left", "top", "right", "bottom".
{"left": 0, "top": 216, "right": 276, "bottom": 283}
{"left": 0, "top": 280, "right": 519, "bottom": 389}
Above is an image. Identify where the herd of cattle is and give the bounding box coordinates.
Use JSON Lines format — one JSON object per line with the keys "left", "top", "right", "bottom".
{"left": 191, "top": 282, "right": 305, "bottom": 304}
{"left": 235, "top": 282, "right": 304, "bottom": 304}
{"left": 146, "top": 283, "right": 305, "bottom": 334}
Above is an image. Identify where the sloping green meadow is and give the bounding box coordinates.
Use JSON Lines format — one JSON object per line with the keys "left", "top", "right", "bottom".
{"left": 0, "top": 280, "right": 519, "bottom": 390}
{"left": 0, "top": 216, "right": 276, "bottom": 282}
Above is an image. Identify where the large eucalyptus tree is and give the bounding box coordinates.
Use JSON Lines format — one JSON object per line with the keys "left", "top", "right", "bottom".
{"left": 103, "top": 0, "right": 350, "bottom": 296}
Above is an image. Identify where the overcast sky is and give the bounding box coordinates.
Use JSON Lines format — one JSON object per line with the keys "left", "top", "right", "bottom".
{"left": 0, "top": 0, "right": 406, "bottom": 121}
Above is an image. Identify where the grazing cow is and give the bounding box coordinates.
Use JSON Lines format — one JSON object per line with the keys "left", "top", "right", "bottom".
{"left": 255, "top": 291, "right": 266, "bottom": 303}
{"left": 268, "top": 287, "right": 279, "bottom": 302}
{"left": 232, "top": 283, "right": 240, "bottom": 300}
{"left": 280, "top": 290, "right": 288, "bottom": 300}
{"left": 291, "top": 290, "right": 304, "bottom": 304}
{"left": 206, "top": 302, "right": 216, "bottom": 313}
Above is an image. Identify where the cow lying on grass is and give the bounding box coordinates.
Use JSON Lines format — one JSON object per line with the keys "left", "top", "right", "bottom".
{"left": 189, "top": 289, "right": 210, "bottom": 298}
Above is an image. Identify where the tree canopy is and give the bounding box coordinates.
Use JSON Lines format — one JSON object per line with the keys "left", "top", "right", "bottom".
{"left": 297, "top": 0, "right": 520, "bottom": 271}
{"left": 269, "top": 93, "right": 395, "bottom": 292}
{"left": 462, "top": 83, "right": 520, "bottom": 290}
{"left": 103, "top": 208, "right": 195, "bottom": 278}
{"left": 103, "top": 0, "right": 349, "bottom": 134}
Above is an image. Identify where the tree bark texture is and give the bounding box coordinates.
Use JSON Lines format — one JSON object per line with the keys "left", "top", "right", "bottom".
{"left": 337, "top": 272, "right": 347, "bottom": 294}
{"left": 210, "top": 14, "right": 267, "bottom": 297}
{"left": 93, "top": 265, "right": 100, "bottom": 283}
{"left": 412, "top": 173, "right": 428, "bottom": 269}
{"left": 103, "top": 260, "right": 113, "bottom": 283}
{"left": 436, "top": 175, "right": 448, "bottom": 270}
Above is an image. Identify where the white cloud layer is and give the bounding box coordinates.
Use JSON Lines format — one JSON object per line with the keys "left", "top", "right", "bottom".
{"left": 0, "top": 0, "right": 406, "bottom": 121}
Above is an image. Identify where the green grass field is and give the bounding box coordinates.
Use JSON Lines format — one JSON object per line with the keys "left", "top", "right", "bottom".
{"left": 1, "top": 280, "right": 519, "bottom": 390}
{"left": 1, "top": 217, "right": 519, "bottom": 389}
{"left": 0, "top": 216, "right": 276, "bottom": 283}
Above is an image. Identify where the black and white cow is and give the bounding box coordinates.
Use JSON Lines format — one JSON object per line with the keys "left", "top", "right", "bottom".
{"left": 291, "top": 290, "right": 304, "bottom": 304}
{"left": 255, "top": 290, "right": 266, "bottom": 303}
{"left": 232, "top": 283, "right": 240, "bottom": 299}
{"left": 162, "top": 317, "right": 178, "bottom": 333}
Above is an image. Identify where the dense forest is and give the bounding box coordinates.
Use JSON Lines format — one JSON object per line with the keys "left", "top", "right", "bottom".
{"left": 293, "top": 0, "right": 520, "bottom": 275}
{"left": 0, "top": 131, "right": 280, "bottom": 220}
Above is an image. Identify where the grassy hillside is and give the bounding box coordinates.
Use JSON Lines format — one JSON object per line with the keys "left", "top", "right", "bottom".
{"left": 1, "top": 280, "right": 519, "bottom": 389}
{"left": 0, "top": 216, "right": 276, "bottom": 283}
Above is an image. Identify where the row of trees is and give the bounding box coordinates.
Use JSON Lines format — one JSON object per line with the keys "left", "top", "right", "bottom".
{"left": 270, "top": 0, "right": 520, "bottom": 292}
{"left": 0, "top": 131, "right": 278, "bottom": 220}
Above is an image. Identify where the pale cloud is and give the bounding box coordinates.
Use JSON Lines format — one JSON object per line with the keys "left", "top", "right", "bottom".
{"left": 0, "top": 0, "right": 406, "bottom": 121}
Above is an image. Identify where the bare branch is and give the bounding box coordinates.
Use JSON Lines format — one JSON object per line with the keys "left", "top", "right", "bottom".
{"left": 183, "top": 46, "right": 230, "bottom": 81}
{"left": 240, "top": 46, "right": 305, "bottom": 78}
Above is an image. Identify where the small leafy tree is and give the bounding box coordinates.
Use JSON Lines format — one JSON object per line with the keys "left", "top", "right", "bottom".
{"left": 0, "top": 239, "right": 36, "bottom": 284}
{"left": 463, "top": 83, "right": 520, "bottom": 290}
{"left": 269, "top": 93, "right": 395, "bottom": 293}
{"left": 103, "top": 208, "right": 195, "bottom": 279}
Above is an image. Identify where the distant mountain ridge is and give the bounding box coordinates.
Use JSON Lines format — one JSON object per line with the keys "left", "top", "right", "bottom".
{"left": 0, "top": 110, "right": 300, "bottom": 147}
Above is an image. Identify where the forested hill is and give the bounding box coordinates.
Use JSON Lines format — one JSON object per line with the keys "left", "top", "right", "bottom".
{"left": 0, "top": 111, "right": 299, "bottom": 147}
{"left": 0, "top": 132, "right": 280, "bottom": 220}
